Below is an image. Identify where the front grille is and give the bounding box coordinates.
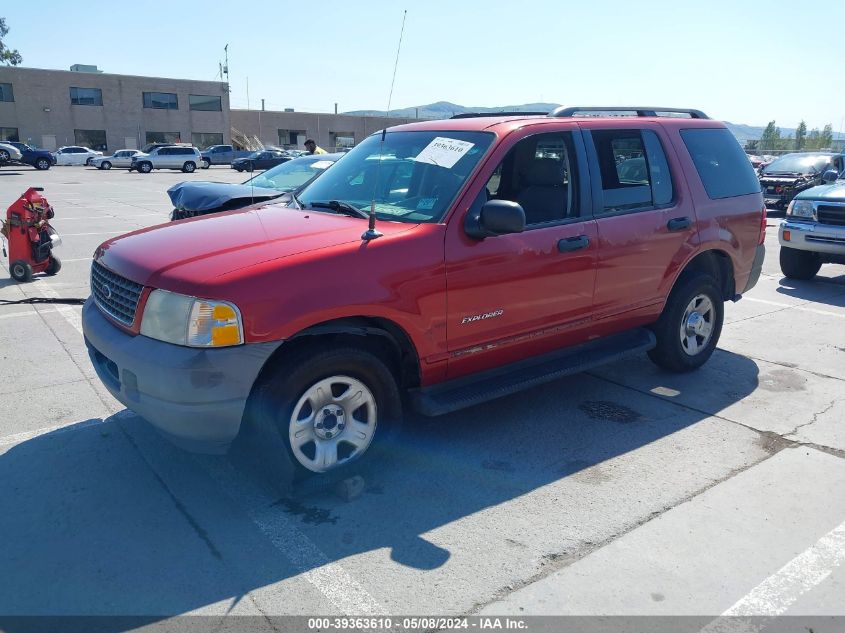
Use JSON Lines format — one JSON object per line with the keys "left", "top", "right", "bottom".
{"left": 817, "top": 204, "right": 845, "bottom": 227}
{"left": 91, "top": 261, "right": 144, "bottom": 326}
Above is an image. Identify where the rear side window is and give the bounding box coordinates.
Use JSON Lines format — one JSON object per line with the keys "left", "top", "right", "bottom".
{"left": 680, "top": 128, "right": 760, "bottom": 199}
{"left": 589, "top": 129, "right": 674, "bottom": 213}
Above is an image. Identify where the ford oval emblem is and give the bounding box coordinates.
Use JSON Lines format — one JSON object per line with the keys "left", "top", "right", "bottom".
{"left": 102, "top": 284, "right": 112, "bottom": 300}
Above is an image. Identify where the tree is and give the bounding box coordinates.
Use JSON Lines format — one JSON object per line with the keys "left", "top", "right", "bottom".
{"left": 0, "top": 18, "right": 22, "bottom": 66}
{"left": 745, "top": 139, "right": 759, "bottom": 151}
{"left": 820, "top": 124, "right": 834, "bottom": 150}
{"left": 795, "top": 121, "right": 807, "bottom": 150}
{"left": 760, "top": 121, "right": 781, "bottom": 152}
{"left": 806, "top": 129, "right": 821, "bottom": 150}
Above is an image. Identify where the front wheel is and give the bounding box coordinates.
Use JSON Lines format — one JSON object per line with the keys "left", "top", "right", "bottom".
{"left": 101, "top": 161, "right": 112, "bottom": 170}
{"left": 10, "top": 260, "right": 33, "bottom": 282}
{"left": 779, "top": 247, "right": 821, "bottom": 280}
{"left": 648, "top": 274, "right": 724, "bottom": 372}
{"left": 182, "top": 161, "right": 196, "bottom": 173}
{"left": 35, "top": 158, "right": 51, "bottom": 170}
{"left": 201, "top": 159, "right": 210, "bottom": 169}
{"left": 248, "top": 346, "right": 402, "bottom": 481}
{"left": 0, "top": 149, "right": 10, "bottom": 162}
{"left": 138, "top": 162, "right": 152, "bottom": 173}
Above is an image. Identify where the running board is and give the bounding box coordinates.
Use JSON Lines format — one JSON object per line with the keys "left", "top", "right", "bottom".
{"left": 410, "top": 328, "right": 656, "bottom": 417}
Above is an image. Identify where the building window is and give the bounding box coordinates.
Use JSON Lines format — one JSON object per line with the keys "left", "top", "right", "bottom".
{"left": 0, "top": 127, "right": 19, "bottom": 142}
{"left": 278, "top": 129, "right": 307, "bottom": 148}
{"left": 143, "top": 92, "right": 178, "bottom": 110}
{"left": 191, "top": 132, "right": 224, "bottom": 149}
{"left": 189, "top": 95, "right": 222, "bottom": 111}
{"left": 0, "top": 83, "right": 13, "bottom": 102}
{"left": 70, "top": 87, "right": 103, "bottom": 106}
{"left": 331, "top": 132, "right": 355, "bottom": 149}
{"left": 145, "top": 131, "right": 181, "bottom": 144}
{"left": 74, "top": 129, "right": 108, "bottom": 152}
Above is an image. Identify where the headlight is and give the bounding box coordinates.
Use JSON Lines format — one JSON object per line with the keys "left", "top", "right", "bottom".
{"left": 140, "top": 289, "right": 243, "bottom": 347}
{"left": 787, "top": 199, "right": 815, "bottom": 220}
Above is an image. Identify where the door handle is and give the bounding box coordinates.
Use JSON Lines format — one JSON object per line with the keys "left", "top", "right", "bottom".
{"left": 667, "top": 217, "right": 692, "bottom": 232}
{"left": 557, "top": 235, "right": 590, "bottom": 253}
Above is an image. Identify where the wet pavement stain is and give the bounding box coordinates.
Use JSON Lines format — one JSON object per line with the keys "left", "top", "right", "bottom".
{"left": 579, "top": 400, "right": 642, "bottom": 423}
{"left": 759, "top": 368, "right": 807, "bottom": 392}
{"left": 272, "top": 498, "right": 338, "bottom": 525}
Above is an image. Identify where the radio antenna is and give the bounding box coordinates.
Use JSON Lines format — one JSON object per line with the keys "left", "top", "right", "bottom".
{"left": 364, "top": 9, "right": 407, "bottom": 241}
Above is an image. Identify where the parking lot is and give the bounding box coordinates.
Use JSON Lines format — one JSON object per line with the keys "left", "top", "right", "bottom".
{"left": 1, "top": 165, "right": 844, "bottom": 625}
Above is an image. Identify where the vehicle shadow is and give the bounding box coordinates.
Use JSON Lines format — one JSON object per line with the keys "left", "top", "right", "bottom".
{"left": 776, "top": 274, "right": 845, "bottom": 306}
{"left": 0, "top": 351, "right": 760, "bottom": 626}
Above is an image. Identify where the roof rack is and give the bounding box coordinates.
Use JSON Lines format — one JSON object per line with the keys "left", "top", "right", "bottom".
{"left": 549, "top": 106, "right": 709, "bottom": 119}
{"left": 450, "top": 111, "right": 550, "bottom": 119}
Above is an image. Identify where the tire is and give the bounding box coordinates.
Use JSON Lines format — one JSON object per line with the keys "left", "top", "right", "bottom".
{"left": 35, "top": 157, "right": 51, "bottom": 170}
{"left": 182, "top": 161, "right": 196, "bottom": 173}
{"left": 648, "top": 274, "right": 724, "bottom": 373}
{"left": 779, "top": 246, "right": 821, "bottom": 280}
{"left": 45, "top": 256, "right": 61, "bottom": 276}
{"left": 85, "top": 157, "right": 93, "bottom": 166}
{"left": 10, "top": 260, "right": 33, "bottom": 283}
{"left": 138, "top": 161, "right": 152, "bottom": 173}
{"left": 247, "top": 345, "right": 402, "bottom": 482}
{"left": 235, "top": 166, "right": 243, "bottom": 172}
{"left": 0, "top": 149, "right": 9, "bottom": 162}
{"left": 201, "top": 159, "right": 210, "bottom": 169}
{"left": 101, "top": 161, "right": 112, "bottom": 170}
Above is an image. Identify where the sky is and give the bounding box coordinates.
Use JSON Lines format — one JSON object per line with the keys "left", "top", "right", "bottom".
{"left": 2, "top": 1, "right": 843, "bottom": 130}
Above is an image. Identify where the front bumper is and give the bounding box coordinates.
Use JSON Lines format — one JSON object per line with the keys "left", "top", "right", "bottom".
{"left": 779, "top": 220, "right": 845, "bottom": 257}
{"left": 82, "top": 298, "right": 282, "bottom": 453}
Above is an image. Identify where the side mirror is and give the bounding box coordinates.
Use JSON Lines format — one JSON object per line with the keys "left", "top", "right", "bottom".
{"left": 465, "top": 199, "right": 525, "bottom": 240}
{"left": 822, "top": 170, "right": 839, "bottom": 184}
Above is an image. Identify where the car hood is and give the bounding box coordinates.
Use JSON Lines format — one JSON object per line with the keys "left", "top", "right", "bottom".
{"left": 794, "top": 181, "right": 845, "bottom": 202}
{"left": 167, "top": 181, "right": 283, "bottom": 212}
{"left": 94, "top": 204, "right": 414, "bottom": 291}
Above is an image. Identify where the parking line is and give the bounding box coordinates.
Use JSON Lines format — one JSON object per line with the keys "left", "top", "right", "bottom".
{"left": 0, "top": 418, "right": 105, "bottom": 447}
{"left": 0, "top": 309, "right": 37, "bottom": 320}
{"left": 198, "top": 457, "right": 388, "bottom": 615}
{"left": 701, "top": 518, "right": 845, "bottom": 632}
{"left": 743, "top": 297, "right": 845, "bottom": 319}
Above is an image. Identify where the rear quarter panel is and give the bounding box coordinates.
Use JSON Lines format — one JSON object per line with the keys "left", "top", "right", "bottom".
{"left": 663, "top": 123, "right": 764, "bottom": 294}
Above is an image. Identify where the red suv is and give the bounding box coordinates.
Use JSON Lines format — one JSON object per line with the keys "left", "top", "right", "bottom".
{"left": 82, "top": 107, "right": 766, "bottom": 481}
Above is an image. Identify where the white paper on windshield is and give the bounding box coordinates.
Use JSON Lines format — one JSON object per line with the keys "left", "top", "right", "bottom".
{"left": 310, "top": 160, "right": 334, "bottom": 170}
{"left": 414, "top": 137, "right": 475, "bottom": 168}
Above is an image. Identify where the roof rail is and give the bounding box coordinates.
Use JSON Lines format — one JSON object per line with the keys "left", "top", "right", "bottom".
{"left": 450, "top": 111, "right": 550, "bottom": 119}
{"left": 549, "top": 106, "right": 709, "bottom": 120}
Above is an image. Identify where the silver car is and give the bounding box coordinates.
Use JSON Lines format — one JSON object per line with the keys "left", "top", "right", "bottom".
{"left": 0, "top": 142, "right": 24, "bottom": 163}
{"left": 91, "top": 149, "right": 142, "bottom": 170}
{"left": 130, "top": 146, "right": 203, "bottom": 173}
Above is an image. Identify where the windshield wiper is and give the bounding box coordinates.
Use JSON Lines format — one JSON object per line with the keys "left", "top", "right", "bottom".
{"left": 308, "top": 200, "right": 370, "bottom": 220}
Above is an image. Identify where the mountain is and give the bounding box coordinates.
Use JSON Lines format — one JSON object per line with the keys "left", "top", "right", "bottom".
{"left": 344, "top": 101, "right": 560, "bottom": 120}
{"left": 345, "top": 102, "right": 844, "bottom": 142}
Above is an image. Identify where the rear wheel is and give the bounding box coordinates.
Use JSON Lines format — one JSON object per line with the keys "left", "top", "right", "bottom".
{"left": 45, "top": 256, "right": 61, "bottom": 275}
{"left": 35, "top": 157, "right": 51, "bottom": 170}
{"left": 248, "top": 346, "right": 402, "bottom": 482}
{"left": 648, "top": 274, "right": 723, "bottom": 372}
{"left": 779, "top": 247, "right": 821, "bottom": 280}
{"left": 182, "top": 161, "right": 196, "bottom": 173}
{"left": 10, "top": 260, "right": 33, "bottom": 283}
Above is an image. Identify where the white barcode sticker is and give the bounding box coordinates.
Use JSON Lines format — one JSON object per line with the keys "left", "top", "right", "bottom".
{"left": 414, "top": 137, "right": 474, "bottom": 168}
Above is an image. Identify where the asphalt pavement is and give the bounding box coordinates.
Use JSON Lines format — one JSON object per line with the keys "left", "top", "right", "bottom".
{"left": 0, "top": 165, "right": 843, "bottom": 628}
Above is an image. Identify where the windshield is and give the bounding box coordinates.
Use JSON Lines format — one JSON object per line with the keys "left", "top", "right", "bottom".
{"left": 297, "top": 130, "right": 495, "bottom": 223}
{"left": 762, "top": 154, "right": 831, "bottom": 175}
{"left": 245, "top": 156, "right": 338, "bottom": 191}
